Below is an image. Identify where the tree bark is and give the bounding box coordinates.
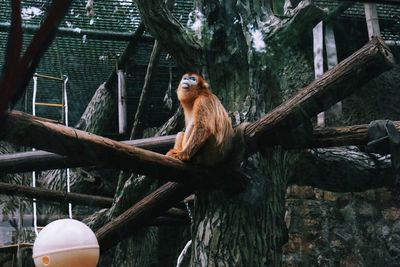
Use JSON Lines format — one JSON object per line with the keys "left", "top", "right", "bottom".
{"left": 290, "top": 147, "right": 394, "bottom": 192}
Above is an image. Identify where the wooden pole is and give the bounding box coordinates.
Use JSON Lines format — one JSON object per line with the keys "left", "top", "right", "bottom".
{"left": 0, "top": 111, "right": 210, "bottom": 184}
{"left": 130, "top": 40, "right": 162, "bottom": 139}
{"left": 0, "top": 182, "right": 113, "bottom": 207}
{"left": 0, "top": 135, "right": 176, "bottom": 173}
{"left": 364, "top": 3, "right": 381, "bottom": 40}
{"left": 117, "top": 69, "right": 127, "bottom": 134}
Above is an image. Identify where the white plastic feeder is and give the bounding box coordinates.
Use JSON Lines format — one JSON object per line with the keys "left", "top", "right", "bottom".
{"left": 32, "top": 219, "right": 99, "bottom": 267}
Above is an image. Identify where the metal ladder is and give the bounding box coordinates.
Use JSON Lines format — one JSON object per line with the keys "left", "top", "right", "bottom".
{"left": 31, "top": 73, "right": 71, "bottom": 235}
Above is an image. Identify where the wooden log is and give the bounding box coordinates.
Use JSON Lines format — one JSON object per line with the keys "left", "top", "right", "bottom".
{"left": 96, "top": 181, "right": 193, "bottom": 251}
{"left": 130, "top": 40, "right": 162, "bottom": 139}
{"left": 4, "top": 120, "right": 400, "bottom": 172}
{"left": 0, "top": 182, "right": 113, "bottom": 207}
{"left": 244, "top": 37, "right": 395, "bottom": 149}
{"left": 0, "top": 135, "right": 176, "bottom": 173}
{"left": 281, "top": 121, "right": 400, "bottom": 149}
{"left": 0, "top": 111, "right": 210, "bottom": 184}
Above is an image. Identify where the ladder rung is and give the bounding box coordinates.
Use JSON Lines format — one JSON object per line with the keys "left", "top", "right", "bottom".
{"left": 34, "top": 102, "right": 65, "bottom": 107}
{"left": 34, "top": 73, "right": 64, "bottom": 81}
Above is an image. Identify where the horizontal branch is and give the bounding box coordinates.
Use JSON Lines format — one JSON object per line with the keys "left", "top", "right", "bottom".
{"left": 245, "top": 37, "right": 395, "bottom": 150}
{"left": 3, "top": 121, "right": 400, "bottom": 173}
{"left": 0, "top": 22, "right": 152, "bottom": 42}
{"left": 0, "top": 135, "right": 176, "bottom": 173}
{"left": 0, "top": 182, "right": 113, "bottom": 207}
{"left": 290, "top": 147, "right": 394, "bottom": 192}
{"left": 285, "top": 121, "right": 400, "bottom": 149}
{"left": 0, "top": 111, "right": 210, "bottom": 184}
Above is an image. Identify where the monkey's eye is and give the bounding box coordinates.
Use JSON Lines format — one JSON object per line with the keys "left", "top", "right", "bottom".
{"left": 188, "top": 76, "right": 197, "bottom": 82}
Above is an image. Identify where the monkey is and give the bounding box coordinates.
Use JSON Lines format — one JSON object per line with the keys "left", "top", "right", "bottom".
{"left": 166, "top": 73, "right": 234, "bottom": 166}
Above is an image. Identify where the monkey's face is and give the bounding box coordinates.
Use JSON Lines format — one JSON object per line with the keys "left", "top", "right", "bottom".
{"left": 179, "top": 74, "right": 198, "bottom": 90}
{"left": 177, "top": 74, "right": 200, "bottom": 104}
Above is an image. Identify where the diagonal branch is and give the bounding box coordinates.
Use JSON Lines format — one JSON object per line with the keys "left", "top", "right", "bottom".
{"left": 0, "top": 0, "right": 72, "bottom": 119}
{"left": 133, "top": 0, "right": 204, "bottom": 69}
{"left": 244, "top": 37, "right": 395, "bottom": 150}
{"left": 130, "top": 40, "right": 163, "bottom": 139}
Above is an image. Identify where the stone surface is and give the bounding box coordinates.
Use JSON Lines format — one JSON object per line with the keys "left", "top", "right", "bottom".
{"left": 283, "top": 186, "right": 400, "bottom": 267}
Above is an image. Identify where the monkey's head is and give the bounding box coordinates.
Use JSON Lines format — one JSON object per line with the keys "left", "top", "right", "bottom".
{"left": 177, "top": 73, "right": 210, "bottom": 104}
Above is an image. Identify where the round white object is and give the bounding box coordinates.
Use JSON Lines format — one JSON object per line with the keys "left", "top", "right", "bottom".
{"left": 32, "top": 219, "right": 99, "bottom": 267}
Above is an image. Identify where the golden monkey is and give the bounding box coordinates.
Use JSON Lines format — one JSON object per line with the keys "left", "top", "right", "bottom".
{"left": 166, "top": 73, "right": 234, "bottom": 166}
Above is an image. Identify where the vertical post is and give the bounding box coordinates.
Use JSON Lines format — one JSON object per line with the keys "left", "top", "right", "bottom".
{"left": 364, "top": 3, "right": 380, "bottom": 40}
{"left": 32, "top": 76, "right": 39, "bottom": 236}
{"left": 325, "top": 24, "right": 341, "bottom": 119}
{"left": 117, "top": 69, "right": 127, "bottom": 134}
{"left": 313, "top": 21, "right": 325, "bottom": 127}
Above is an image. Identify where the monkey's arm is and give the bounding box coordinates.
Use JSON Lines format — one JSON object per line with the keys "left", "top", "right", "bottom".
{"left": 179, "top": 97, "right": 211, "bottom": 161}
{"left": 166, "top": 132, "right": 184, "bottom": 157}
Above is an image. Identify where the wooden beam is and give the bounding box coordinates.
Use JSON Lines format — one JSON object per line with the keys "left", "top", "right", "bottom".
{"left": 0, "top": 111, "right": 211, "bottom": 184}
{"left": 244, "top": 37, "right": 395, "bottom": 149}
{"left": 0, "top": 135, "right": 176, "bottom": 173}
{"left": 4, "top": 120, "right": 399, "bottom": 172}
{"left": 0, "top": 182, "right": 113, "bottom": 207}
{"left": 290, "top": 122, "right": 400, "bottom": 149}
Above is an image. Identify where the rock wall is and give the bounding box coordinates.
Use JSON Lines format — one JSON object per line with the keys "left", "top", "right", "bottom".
{"left": 283, "top": 185, "right": 400, "bottom": 266}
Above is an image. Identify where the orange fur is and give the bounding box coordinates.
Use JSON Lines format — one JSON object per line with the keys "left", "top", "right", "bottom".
{"left": 166, "top": 73, "right": 234, "bottom": 166}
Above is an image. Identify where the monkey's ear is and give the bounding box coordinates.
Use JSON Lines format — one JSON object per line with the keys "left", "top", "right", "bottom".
{"left": 202, "top": 81, "right": 209, "bottom": 89}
